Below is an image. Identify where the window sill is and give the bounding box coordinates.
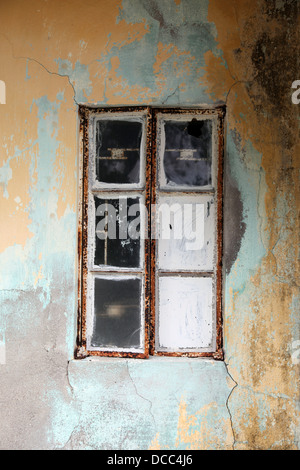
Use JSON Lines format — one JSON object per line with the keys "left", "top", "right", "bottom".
{"left": 71, "top": 354, "right": 223, "bottom": 364}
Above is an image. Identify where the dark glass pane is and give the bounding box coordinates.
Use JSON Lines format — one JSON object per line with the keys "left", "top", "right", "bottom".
{"left": 94, "top": 196, "right": 141, "bottom": 268}
{"left": 163, "top": 119, "right": 212, "bottom": 187}
{"left": 95, "top": 120, "right": 142, "bottom": 184}
{"left": 92, "top": 277, "right": 142, "bottom": 349}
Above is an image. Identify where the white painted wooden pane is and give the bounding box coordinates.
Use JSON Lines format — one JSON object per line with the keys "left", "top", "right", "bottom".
{"left": 157, "top": 276, "right": 214, "bottom": 351}
{"left": 157, "top": 195, "right": 215, "bottom": 271}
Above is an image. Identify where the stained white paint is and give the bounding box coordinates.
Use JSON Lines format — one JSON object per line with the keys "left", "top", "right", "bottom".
{"left": 154, "top": 111, "right": 219, "bottom": 354}
{"left": 157, "top": 195, "right": 215, "bottom": 271}
{"left": 157, "top": 276, "right": 214, "bottom": 351}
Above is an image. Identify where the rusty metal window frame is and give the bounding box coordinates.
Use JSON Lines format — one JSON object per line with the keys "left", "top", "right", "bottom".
{"left": 76, "top": 105, "right": 225, "bottom": 360}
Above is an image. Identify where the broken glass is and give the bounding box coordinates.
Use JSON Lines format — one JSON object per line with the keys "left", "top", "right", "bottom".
{"left": 162, "top": 119, "right": 212, "bottom": 187}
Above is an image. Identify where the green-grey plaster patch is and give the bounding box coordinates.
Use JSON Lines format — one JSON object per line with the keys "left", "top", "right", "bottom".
{"left": 26, "top": 94, "right": 77, "bottom": 356}
{"left": 45, "top": 387, "right": 79, "bottom": 449}
{"left": 41, "top": 1, "right": 230, "bottom": 107}
{"left": 64, "top": 358, "right": 233, "bottom": 450}
{"left": 225, "top": 130, "right": 267, "bottom": 295}
{"left": 0, "top": 137, "right": 38, "bottom": 200}
{"left": 223, "top": 130, "right": 267, "bottom": 378}
{"left": 0, "top": 160, "right": 12, "bottom": 198}
{"left": 25, "top": 59, "right": 31, "bottom": 81}
{"left": 55, "top": 59, "right": 92, "bottom": 103}
{"left": 0, "top": 92, "right": 77, "bottom": 358}
{"left": 99, "top": 0, "right": 224, "bottom": 104}
{"left": 290, "top": 295, "right": 300, "bottom": 343}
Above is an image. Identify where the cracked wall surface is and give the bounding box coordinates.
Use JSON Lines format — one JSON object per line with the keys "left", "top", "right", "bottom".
{"left": 0, "top": 0, "right": 299, "bottom": 450}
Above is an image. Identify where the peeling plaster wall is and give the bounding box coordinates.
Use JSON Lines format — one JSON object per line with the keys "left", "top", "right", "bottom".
{"left": 0, "top": 0, "right": 299, "bottom": 450}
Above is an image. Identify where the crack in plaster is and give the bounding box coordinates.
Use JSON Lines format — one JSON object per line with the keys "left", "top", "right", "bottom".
{"left": 1, "top": 33, "right": 79, "bottom": 107}
{"left": 57, "top": 424, "right": 80, "bottom": 450}
{"left": 53, "top": 364, "right": 79, "bottom": 451}
{"left": 0, "top": 289, "right": 28, "bottom": 293}
{"left": 162, "top": 85, "right": 180, "bottom": 104}
{"left": 222, "top": 359, "right": 297, "bottom": 451}
{"left": 56, "top": 423, "right": 98, "bottom": 450}
{"left": 66, "top": 360, "right": 75, "bottom": 397}
{"left": 126, "top": 361, "right": 157, "bottom": 429}
{"left": 225, "top": 79, "right": 252, "bottom": 107}
{"left": 224, "top": 359, "right": 239, "bottom": 450}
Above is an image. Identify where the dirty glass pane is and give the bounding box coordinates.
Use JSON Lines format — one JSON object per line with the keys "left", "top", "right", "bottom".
{"left": 162, "top": 119, "right": 212, "bottom": 188}
{"left": 92, "top": 277, "right": 142, "bottom": 349}
{"left": 158, "top": 276, "right": 213, "bottom": 351}
{"left": 95, "top": 120, "right": 142, "bottom": 184}
{"left": 94, "top": 196, "right": 141, "bottom": 268}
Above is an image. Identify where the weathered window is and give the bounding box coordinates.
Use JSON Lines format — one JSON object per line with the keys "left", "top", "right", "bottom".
{"left": 77, "top": 106, "right": 225, "bottom": 359}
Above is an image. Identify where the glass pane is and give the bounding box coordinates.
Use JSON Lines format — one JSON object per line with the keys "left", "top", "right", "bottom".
{"left": 92, "top": 277, "right": 143, "bottom": 349}
{"left": 95, "top": 119, "right": 142, "bottom": 184}
{"left": 162, "top": 119, "right": 212, "bottom": 188}
{"left": 157, "top": 195, "right": 215, "bottom": 271}
{"left": 158, "top": 276, "right": 213, "bottom": 351}
{"left": 94, "top": 196, "right": 141, "bottom": 269}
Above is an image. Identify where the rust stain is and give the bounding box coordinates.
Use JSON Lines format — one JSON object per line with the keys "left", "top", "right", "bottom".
{"left": 76, "top": 106, "right": 225, "bottom": 359}
{"left": 204, "top": 0, "right": 299, "bottom": 449}
{"left": 76, "top": 106, "right": 152, "bottom": 359}
{"left": 150, "top": 106, "right": 225, "bottom": 359}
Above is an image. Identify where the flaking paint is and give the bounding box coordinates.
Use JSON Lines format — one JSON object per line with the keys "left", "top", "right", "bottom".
{"left": 0, "top": 0, "right": 298, "bottom": 450}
